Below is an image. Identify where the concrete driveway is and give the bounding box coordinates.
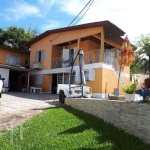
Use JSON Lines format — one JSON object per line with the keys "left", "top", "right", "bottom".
{"left": 0, "top": 92, "right": 60, "bottom": 130}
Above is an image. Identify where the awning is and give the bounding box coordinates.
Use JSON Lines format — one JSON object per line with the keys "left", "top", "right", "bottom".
{"left": 0, "top": 63, "right": 32, "bottom": 72}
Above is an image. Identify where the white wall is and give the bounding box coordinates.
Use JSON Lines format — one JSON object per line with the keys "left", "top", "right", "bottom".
{"left": 0, "top": 68, "right": 9, "bottom": 87}
{"left": 132, "top": 74, "right": 149, "bottom": 89}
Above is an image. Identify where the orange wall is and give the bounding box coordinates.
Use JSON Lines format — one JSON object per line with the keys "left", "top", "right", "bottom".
{"left": 89, "top": 40, "right": 99, "bottom": 50}
{"left": 30, "top": 36, "right": 52, "bottom": 69}
{"left": 30, "top": 75, "right": 51, "bottom": 92}
{"left": 52, "top": 45, "right": 61, "bottom": 58}
{"left": 122, "top": 65, "right": 130, "bottom": 74}
{"left": 30, "top": 26, "right": 103, "bottom": 70}
{"left": 84, "top": 67, "right": 130, "bottom": 94}
{"left": 0, "top": 47, "right": 29, "bottom": 65}
{"left": 85, "top": 68, "right": 102, "bottom": 93}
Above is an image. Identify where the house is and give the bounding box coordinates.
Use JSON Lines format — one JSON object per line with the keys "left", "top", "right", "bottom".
{"left": 0, "top": 45, "right": 30, "bottom": 92}
{"left": 26, "top": 20, "right": 130, "bottom": 98}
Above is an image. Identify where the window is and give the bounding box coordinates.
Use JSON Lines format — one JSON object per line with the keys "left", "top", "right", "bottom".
{"left": 84, "top": 70, "right": 89, "bottom": 81}
{"left": 57, "top": 72, "right": 76, "bottom": 84}
{"left": 76, "top": 68, "right": 95, "bottom": 81}
{"left": 36, "top": 50, "right": 46, "bottom": 62}
{"left": 35, "top": 75, "right": 43, "bottom": 84}
{"left": 25, "top": 59, "right": 30, "bottom": 65}
{"left": 6, "top": 54, "right": 20, "bottom": 65}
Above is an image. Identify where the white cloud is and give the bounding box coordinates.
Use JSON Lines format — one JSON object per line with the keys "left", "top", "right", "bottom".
{"left": 41, "top": 20, "right": 59, "bottom": 31}
{"left": 37, "top": 0, "right": 55, "bottom": 16}
{"left": 56, "top": 0, "right": 87, "bottom": 15}
{"left": 0, "top": 0, "right": 40, "bottom": 21}
{"left": 56, "top": 0, "right": 150, "bottom": 41}
{"left": 0, "top": 0, "right": 55, "bottom": 21}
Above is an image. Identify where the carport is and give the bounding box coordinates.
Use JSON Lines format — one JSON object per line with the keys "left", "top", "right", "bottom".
{"left": 0, "top": 63, "right": 31, "bottom": 92}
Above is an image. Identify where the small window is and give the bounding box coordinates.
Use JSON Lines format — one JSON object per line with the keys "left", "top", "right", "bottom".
{"left": 84, "top": 69, "right": 95, "bottom": 81}
{"left": 36, "top": 50, "right": 46, "bottom": 62}
{"left": 35, "top": 75, "right": 43, "bottom": 84}
{"left": 84, "top": 70, "right": 89, "bottom": 81}
{"left": 6, "top": 54, "right": 20, "bottom": 65}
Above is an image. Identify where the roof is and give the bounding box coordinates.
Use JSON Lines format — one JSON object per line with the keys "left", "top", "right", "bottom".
{"left": 0, "top": 63, "right": 32, "bottom": 72}
{"left": 0, "top": 45, "right": 30, "bottom": 55}
{"left": 25, "top": 20, "right": 126, "bottom": 47}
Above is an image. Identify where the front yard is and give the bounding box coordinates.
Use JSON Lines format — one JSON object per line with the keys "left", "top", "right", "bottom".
{"left": 0, "top": 105, "right": 150, "bottom": 150}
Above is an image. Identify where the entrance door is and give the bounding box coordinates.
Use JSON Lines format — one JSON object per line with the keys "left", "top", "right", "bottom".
{"left": 9, "top": 70, "right": 20, "bottom": 91}
{"left": 51, "top": 74, "right": 57, "bottom": 94}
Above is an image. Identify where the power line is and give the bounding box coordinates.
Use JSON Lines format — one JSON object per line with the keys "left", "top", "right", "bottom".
{"left": 50, "top": 0, "right": 94, "bottom": 42}
{"left": 68, "top": 0, "right": 94, "bottom": 27}
{"left": 73, "top": 0, "right": 94, "bottom": 26}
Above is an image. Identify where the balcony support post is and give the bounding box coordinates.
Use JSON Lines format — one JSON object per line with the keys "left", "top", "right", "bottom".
{"left": 100, "top": 28, "right": 104, "bottom": 62}
{"left": 77, "top": 38, "right": 81, "bottom": 65}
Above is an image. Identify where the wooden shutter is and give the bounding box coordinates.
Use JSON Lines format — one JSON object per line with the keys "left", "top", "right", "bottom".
{"left": 89, "top": 69, "right": 95, "bottom": 81}
{"left": 36, "top": 52, "right": 39, "bottom": 62}
{"left": 6, "top": 54, "right": 10, "bottom": 64}
{"left": 62, "top": 49, "right": 69, "bottom": 67}
{"left": 41, "top": 50, "right": 46, "bottom": 62}
{"left": 16, "top": 57, "right": 20, "bottom": 65}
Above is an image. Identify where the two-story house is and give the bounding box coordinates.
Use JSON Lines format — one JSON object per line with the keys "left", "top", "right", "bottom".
{"left": 26, "top": 20, "right": 130, "bottom": 98}
{"left": 0, "top": 45, "right": 30, "bottom": 92}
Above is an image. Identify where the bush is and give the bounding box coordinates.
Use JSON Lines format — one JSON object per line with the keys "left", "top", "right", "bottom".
{"left": 122, "top": 77, "right": 137, "bottom": 94}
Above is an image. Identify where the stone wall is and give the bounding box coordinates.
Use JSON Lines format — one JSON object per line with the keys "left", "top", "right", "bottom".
{"left": 65, "top": 98, "right": 150, "bottom": 143}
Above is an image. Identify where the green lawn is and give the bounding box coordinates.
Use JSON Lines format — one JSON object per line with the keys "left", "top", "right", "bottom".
{"left": 0, "top": 105, "right": 150, "bottom": 150}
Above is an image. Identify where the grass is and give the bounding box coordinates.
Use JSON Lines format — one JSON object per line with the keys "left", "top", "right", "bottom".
{"left": 0, "top": 105, "right": 150, "bottom": 150}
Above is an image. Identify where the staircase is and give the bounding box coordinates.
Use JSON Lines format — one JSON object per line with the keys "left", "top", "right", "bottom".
{"left": 104, "top": 50, "right": 125, "bottom": 85}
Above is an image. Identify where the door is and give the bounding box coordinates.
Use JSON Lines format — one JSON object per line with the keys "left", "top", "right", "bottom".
{"left": 51, "top": 74, "right": 57, "bottom": 94}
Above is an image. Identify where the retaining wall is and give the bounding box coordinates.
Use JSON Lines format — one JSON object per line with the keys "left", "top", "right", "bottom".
{"left": 65, "top": 98, "right": 150, "bottom": 143}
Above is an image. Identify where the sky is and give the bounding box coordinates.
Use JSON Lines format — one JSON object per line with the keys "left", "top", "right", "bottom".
{"left": 0, "top": 0, "right": 150, "bottom": 43}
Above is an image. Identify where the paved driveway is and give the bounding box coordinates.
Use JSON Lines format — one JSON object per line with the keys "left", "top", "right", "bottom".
{"left": 0, "top": 92, "right": 60, "bottom": 130}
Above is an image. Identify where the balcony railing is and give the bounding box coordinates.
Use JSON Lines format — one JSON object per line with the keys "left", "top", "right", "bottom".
{"left": 51, "top": 49, "right": 119, "bottom": 69}
{"left": 84, "top": 49, "right": 100, "bottom": 64}
{"left": 51, "top": 57, "right": 62, "bottom": 69}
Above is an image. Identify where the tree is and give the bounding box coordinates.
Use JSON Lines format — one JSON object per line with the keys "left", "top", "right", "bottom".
{"left": 0, "top": 26, "right": 39, "bottom": 52}
{"left": 131, "top": 34, "right": 150, "bottom": 77}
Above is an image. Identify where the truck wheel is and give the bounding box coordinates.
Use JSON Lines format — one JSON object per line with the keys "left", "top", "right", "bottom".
{"left": 0, "top": 93, "right": 1, "bottom": 98}
{"left": 59, "top": 90, "right": 65, "bottom": 104}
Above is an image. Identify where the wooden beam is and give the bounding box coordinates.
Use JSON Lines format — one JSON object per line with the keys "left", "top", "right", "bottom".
{"left": 92, "top": 34, "right": 121, "bottom": 49}
{"left": 77, "top": 38, "right": 81, "bottom": 65}
{"left": 93, "top": 34, "right": 101, "bottom": 40}
{"left": 105, "top": 39, "right": 121, "bottom": 49}
{"left": 77, "top": 38, "right": 81, "bottom": 50}
{"left": 100, "top": 28, "right": 104, "bottom": 62}
{"left": 114, "top": 47, "right": 118, "bottom": 60}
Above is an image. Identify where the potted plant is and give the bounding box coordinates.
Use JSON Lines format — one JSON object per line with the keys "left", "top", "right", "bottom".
{"left": 85, "top": 91, "right": 92, "bottom": 98}
{"left": 122, "top": 77, "right": 139, "bottom": 101}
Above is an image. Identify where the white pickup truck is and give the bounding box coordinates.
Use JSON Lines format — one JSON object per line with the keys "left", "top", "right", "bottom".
{"left": 0, "top": 79, "right": 3, "bottom": 98}
{"left": 58, "top": 84, "right": 92, "bottom": 103}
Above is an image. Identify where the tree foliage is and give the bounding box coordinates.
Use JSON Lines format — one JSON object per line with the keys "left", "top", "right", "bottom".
{"left": 0, "top": 26, "right": 39, "bottom": 52}
{"left": 130, "top": 34, "right": 150, "bottom": 75}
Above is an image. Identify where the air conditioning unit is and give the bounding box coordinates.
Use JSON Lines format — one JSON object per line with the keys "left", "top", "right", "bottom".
{"left": 60, "top": 46, "right": 67, "bottom": 52}
{"left": 33, "top": 63, "right": 42, "bottom": 69}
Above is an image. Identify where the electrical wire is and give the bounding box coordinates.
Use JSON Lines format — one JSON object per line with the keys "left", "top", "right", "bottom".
{"left": 68, "top": 0, "right": 93, "bottom": 27}
{"left": 73, "top": 0, "right": 94, "bottom": 26}
{"left": 50, "top": 0, "right": 94, "bottom": 42}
